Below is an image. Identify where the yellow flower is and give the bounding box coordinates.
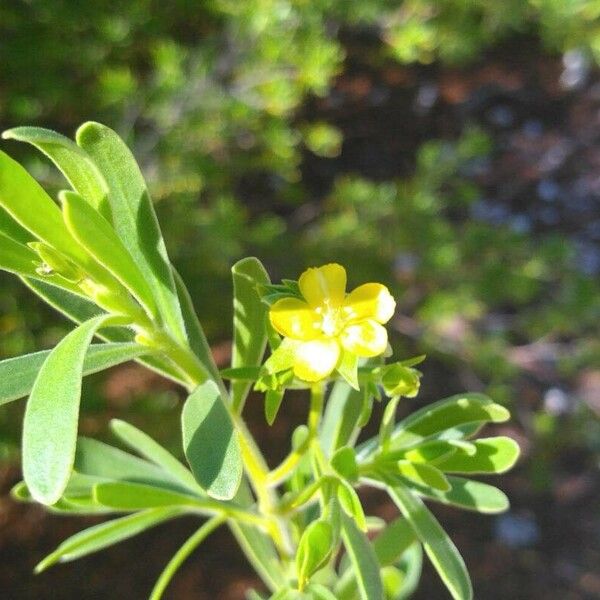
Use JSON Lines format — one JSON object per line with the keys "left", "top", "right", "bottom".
{"left": 269, "top": 263, "right": 396, "bottom": 383}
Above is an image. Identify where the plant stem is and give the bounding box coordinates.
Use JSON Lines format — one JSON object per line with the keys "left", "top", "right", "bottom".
{"left": 267, "top": 383, "right": 326, "bottom": 487}
{"left": 149, "top": 515, "right": 226, "bottom": 600}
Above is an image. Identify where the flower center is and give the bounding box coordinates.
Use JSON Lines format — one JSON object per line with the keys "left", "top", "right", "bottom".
{"left": 317, "top": 302, "right": 344, "bottom": 337}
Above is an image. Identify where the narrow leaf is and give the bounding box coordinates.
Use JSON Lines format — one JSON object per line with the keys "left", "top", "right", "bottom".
{"left": 265, "top": 389, "right": 284, "bottom": 425}
{"left": 408, "top": 475, "right": 510, "bottom": 514}
{"left": 181, "top": 380, "right": 242, "bottom": 500}
{"left": 2, "top": 126, "right": 111, "bottom": 219}
{"left": 93, "top": 481, "right": 207, "bottom": 510}
{"left": 340, "top": 512, "right": 384, "bottom": 600}
{"left": 110, "top": 419, "right": 202, "bottom": 495}
{"left": 74, "top": 437, "right": 184, "bottom": 491}
{"left": 231, "top": 257, "right": 270, "bottom": 412}
{"left": 76, "top": 122, "right": 186, "bottom": 343}
{"left": 22, "top": 315, "right": 113, "bottom": 504}
{"left": 35, "top": 508, "right": 181, "bottom": 572}
{"left": 388, "top": 484, "right": 472, "bottom": 600}
{"left": 320, "top": 381, "right": 363, "bottom": 458}
{"left": 62, "top": 190, "right": 158, "bottom": 318}
{"left": 395, "top": 461, "right": 451, "bottom": 492}
{"left": 0, "top": 342, "right": 147, "bottom": 406}
{"left": 172, "top": 268, "right": 222, "bottom": 385}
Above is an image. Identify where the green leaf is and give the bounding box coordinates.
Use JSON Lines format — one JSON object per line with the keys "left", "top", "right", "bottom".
{"left": 93, "top": 481, "right": 207, "bottom": 510}
{"left": 231, "top": 257, "right": 270, "bottom": 412}
{"left": 394, "top": 543, "right": 423, "bottom": 600}
{"left": 0, "top": 205, "right": 32, "bottom": 243}
{"left": 331, "top": 447, "right": 358, "bottom": 482}
{"left": 76, "top": 122, "right": 186, "bottom": 343}
{"left": 35, "top": 508, "right": 181, "bottom": 572}
{"left": 403, "top": 440, "right": 458, "bottom": 465}
{"left": 21, "top": 277, "right": 187, "bottom": 386}
{"left": 62, "top": 190, "right": 158, "bottom": 318}
{"left": 172, "top": 268, "right": 222, "bottom": 385}
{"left": 0, "top": 231, "right": 82, "bottom": 293}
{"left": 320, "top": 381, "right": 363, "bottom": 458}
{"left": 74, "top": 437, "right": 186, "bottom": 492}
{"left": 22, "top": 314, "right": 113, "bottom": 504}
{"left": 2, "top": 126, "right": 111, "bottom": 219}
{"left": 340, "top": 512, "right": 384, "bottom": 600}
{"left": 337, "top": 480, "right": 367, "bottom": 531}
{"left": 110, "top": 419, "right": 202, "bottom": 495}
{"left": 0, "top": 149, "right": 84, "bottom": 261}
{"left": 435, "top": 437, "right": 520, "bottom": 474}
{"left": 337, "top": 352, "right": 359, "bottom": 390}
{"left": 336, "top": 517, "right": 417, "bottom": 600}
{"left": 0, "top": 342, "right": 147, "bottom": 406}
{"left": 395, "top": 461, "right": 451, "bottom": 492}
{"left": 359, "top": 393, "right": 509, "bottom": 459}
{"left": 373, "top": 518, "right": 417, "bottom": 567}
{"left": 296, "top": 520, "right": 334, "bottom": 589}
{"left": 0, "top": 230, "right": 39, "bottom": 276}
{"left": 265, "top": 389, "right": 285, "bottom": 425}
{"left": 393, "top": 393, "right": 509, "bottom": 449}
{"left": 407, "top": 475, "right": 509, "bottom": 514}
{"left": 388, "top": 485, "right": 472, "bottom": 600}
{"left": 0, "top": 150, "right": 116, "bottom": 292}
{"left": 181, "top": 380, "right": 242, "bottom": 500}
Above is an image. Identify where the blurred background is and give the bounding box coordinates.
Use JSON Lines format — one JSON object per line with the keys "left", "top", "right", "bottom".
{"left": 1, "top": 1, "right": 600, "bottom": 598}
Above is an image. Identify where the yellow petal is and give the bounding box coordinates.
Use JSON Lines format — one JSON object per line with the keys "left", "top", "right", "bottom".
{"left": 293, "top": 339, "right": 340, "bottom": 382}
{"left": 343, "top": 283, "right": 396, "bottom": 324}
{"left": 299, "top": 263, "right": 347, "bottom": 308}
{"left": 269, "top": 298, "right": 321, "bottom": 340}
{"left": 340, "top": 319, "right": 388, "bottom": 357}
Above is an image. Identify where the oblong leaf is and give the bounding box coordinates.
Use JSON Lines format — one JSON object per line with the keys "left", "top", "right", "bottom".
{"left": 62, "top": 190, "right": 158, "bottom": 318}
{"left": 435, "top": 437, "right": 520, "bottom": 474}
{"left": 340, "top": 512, "right": 384, "bottom": 600}
{"left": 35, "top": 508, "right": 181, "bottom": 572}
{"left": 110, "top": 419, "right": 202, "bottom": 495}
{"left": 387, "top": 484, "right": 472, "bottom": 600}
{"left": 0, "top": 150, "right": 116, "bottom": 290}
{"left": 231, "top": 257, "right": 270, "bottom": 411}
{"left": 2, "top": 126, "right": 111, "bottom": 219}
{"left": 396, "top": 461, "right": 451, "bottom": 492}
{"left": 22, "top": 315, "right": 113, "bottom": 504}
{"left": 74, "top": 437, "right": 186, "bottom": 492}
{"left": 93, "top": 481, "right": 208, "bottom": 511}
{"left": 410, "top": 476, "right": 510, "bottom": 514}
{"left": 76, "top": 122, "right": 186, "bottom": 343}
{"left": 0, "top": 342, "right": 147, "bottom": 406}
{"left": 320, "top": 381, "right": 363, "bottom": 458}
{"left": 181, "top": 380, "right": 242, "bottom": 500}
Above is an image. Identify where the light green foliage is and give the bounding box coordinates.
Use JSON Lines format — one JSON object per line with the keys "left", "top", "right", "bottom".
{"left": 0, "top": 128, "right": 520, "bottom": 600}
{"left": 22, "top": 315, "right": 116, "bottom": 504}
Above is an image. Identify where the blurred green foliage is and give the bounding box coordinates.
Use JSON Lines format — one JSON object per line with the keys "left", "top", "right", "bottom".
{"left": 1, "top": 0, "right": 599, "bottom": 457}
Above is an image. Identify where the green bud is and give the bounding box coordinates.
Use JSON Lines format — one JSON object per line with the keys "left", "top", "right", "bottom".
{"left": 380, "top": 363, "right": 421, "bottom": 398}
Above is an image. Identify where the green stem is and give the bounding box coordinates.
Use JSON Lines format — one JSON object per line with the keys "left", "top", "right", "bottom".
{"left": 149, "top": 515, "right": 226, "bottom": 600}
{"left": 267, "top": 383, "right": 326, "bottom": 487}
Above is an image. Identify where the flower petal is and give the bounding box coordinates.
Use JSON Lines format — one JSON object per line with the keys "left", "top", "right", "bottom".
{"left": 293, "top": 339, "right": 340, "bottom": 382}
{"left": 343, "top": 283, "right": 396, "bottom": 324}
{"left": 340, "top": 319, "right": 388, "bottom": 357}
{"left": 299, "top": 263, "right": 347, "bottom": 308}
{"left": 269, "top": 298, "right": 321, "bottom": 340}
